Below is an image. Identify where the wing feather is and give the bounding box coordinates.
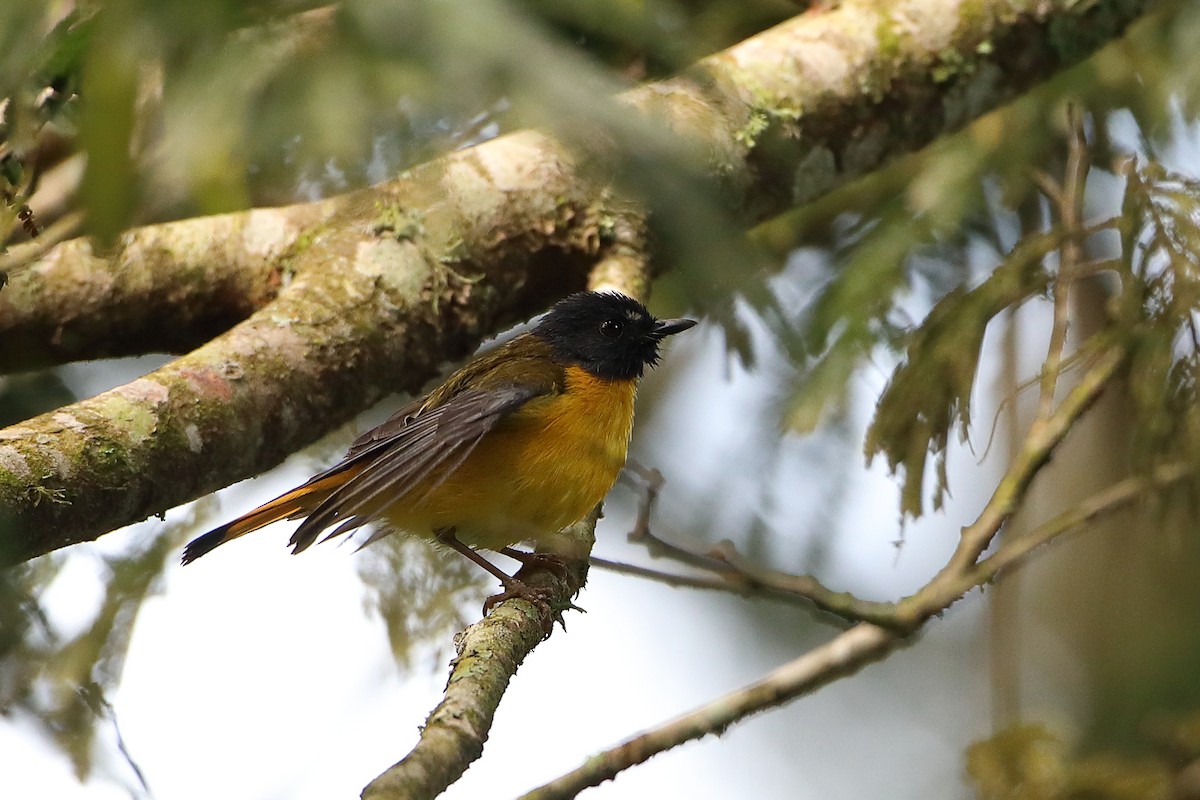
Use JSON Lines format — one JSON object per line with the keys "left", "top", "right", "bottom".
{"left": 287, "top": 383, "right": 550, "bottom": 552}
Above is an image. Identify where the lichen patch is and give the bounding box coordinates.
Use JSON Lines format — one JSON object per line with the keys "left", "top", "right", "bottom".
{"left": 243, "top": 209, "right": 297, "bottom": 259}
{"left": 0, "top": 446, "right": 31, "bottom": 478}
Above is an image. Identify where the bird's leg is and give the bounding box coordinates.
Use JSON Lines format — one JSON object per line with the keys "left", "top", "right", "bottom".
{"left": 435, "top": 528, "right": 520, "bottom": 586}
{"left": 435, "top": 529, "right": 553, "bottom": 621}
{"left": 500, "top": 547, "right": 586, "bottom": 619}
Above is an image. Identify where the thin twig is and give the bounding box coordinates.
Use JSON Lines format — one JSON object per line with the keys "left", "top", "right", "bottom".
{"left": 920, "top": 344, "right": 1123, "bottom": 594}
{"left": 588, "top": 556, "right": 820, "bottom": 607}
{"left": 518, "top": 623, "right": 898, "bottom": 800}
{"left": 1031, "top": 171, "right": 1065, "bottom": 209}
{"left": 621, "top": 463, "right": 900, "bottom": 626}
{"left": 0, "top": 210, "right": 85, "bottom": 275}
{"left": 992, "top": 109, "right": 1090, "bottom": 726}
{"left": 914, "top": 462, "right": 1190, "bottom": 614}
{"left": 1034, "top": 104, "right": 1089, "bottom": 426}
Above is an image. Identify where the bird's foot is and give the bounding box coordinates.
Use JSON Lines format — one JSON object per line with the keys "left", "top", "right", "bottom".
{"left": 500, "top": 548, "right": 572, "bottom": 581}
{"left": 483, "top": 582, "right": 587, "bottom": 635}
{"left": 482, "top": 580, "right": 558, "bottom": 635}
{"left": 482, "top": 579, "right": 554, "bottom": 613}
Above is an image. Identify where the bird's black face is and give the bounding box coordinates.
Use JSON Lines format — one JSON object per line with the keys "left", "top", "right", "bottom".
{"left": 534, "top": 291, "right": 696, "bottom": 380}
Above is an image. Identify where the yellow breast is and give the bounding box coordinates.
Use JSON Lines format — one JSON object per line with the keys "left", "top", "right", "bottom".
{"left": 385, "top": 367, "right": 637, "bottom": 550}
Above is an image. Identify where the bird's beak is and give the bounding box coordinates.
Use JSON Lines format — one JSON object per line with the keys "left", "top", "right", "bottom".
{"left": 653, "top": 318, "right": 697, "bottom": 337}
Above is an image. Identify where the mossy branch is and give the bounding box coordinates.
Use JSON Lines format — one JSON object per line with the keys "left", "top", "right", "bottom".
{"left": 0, "top": 0, "right": 1158, "bottom": 565}
{"left": 0, "top": 131, "right": 634, "bottom": 565}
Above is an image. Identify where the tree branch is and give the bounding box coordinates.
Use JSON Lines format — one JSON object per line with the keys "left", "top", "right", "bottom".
{"left": 589, "top": 555, "right": 873, "bottom": 616}
{"left": 932, "top": 462, "right": 1191, "bottom": 611}
{"left": 645, "top": 0, "right": 1161, "bottom": 221}
{"left": 0, "top": 0, "right": 1158, "bottom": 564}
{"left": 1033, "top": 105, "right": 1089, "bottom": 425}
{"left": 0, "top": 131, "right": 633, "bottom": 564}
{"left": 612, "top": 347, "right": 1122, "bottom": 632}
{"left": 617, "top": 464, "right": 901, "bottom": 625}
{"left": 0, "top": 199, "right": 331, "bottom": 369}
{"left": 912, "top": 344, "right": 1124, "bottom": 600}
{"left": 518, "top": 623, "right": 899, "bottom": 800}
{"left": 361, "top": 528, "right": 593, "bottom": 800}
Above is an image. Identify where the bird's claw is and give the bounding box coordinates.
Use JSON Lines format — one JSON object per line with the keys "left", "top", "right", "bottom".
{"left": 482, "top": 580, "right": 588, "bottom": 636}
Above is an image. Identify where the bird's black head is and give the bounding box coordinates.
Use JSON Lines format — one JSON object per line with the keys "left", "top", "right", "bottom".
{"left": 534, "top": 291, "right": 696, "bottom": 380}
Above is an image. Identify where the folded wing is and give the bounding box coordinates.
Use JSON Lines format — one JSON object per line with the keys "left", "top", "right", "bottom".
{"left": 287, "top": 383, "right": 548, "bottom": 552}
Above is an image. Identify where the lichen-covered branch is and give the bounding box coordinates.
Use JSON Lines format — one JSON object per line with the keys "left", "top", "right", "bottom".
{"left": 629, "top": 0, "right": 1161, "bottom": 223}
{"left": 360, "top": 521, "right": 596, "bottom": 800}
{"left": 0, "top": 0, "right": 1161, "bottom": 564}
{"left": 0, "top": 199, "right": 335, "bottom": 370}
{"left": 0, "top": 132, "right": 633, "bottom": 564}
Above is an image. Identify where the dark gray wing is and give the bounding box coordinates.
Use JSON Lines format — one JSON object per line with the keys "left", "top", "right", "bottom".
{"left": 287, "top": 384, "right": 548, "bottom": 553}
{"left": 344, "top": 398, "right": 424, "bottom": 459}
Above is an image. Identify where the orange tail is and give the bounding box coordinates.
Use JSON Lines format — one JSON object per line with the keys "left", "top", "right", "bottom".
{"left": 181, "top": 469, "right": 355, "bottom": 564}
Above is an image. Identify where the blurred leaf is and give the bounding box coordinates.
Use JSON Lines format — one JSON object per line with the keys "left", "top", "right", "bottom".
{"left": 78, "top": 7, "right": 140, "bottom": 244}
{"left": 1112, "top": 159, "right": 1200, "bottom": 504}
{"left": 356, "top": 537, "right": 487, "bottom": 672}
{"left": 967, "top": 724, "right": 1068, "bottom": 800}
{"left": 865, "top": 230, "right": 1056, "bottom": 517}
{"left": 43, "top": 528, "right": 174, "bottom": 778}
{"left": 35, "top": 8, "right": 96, "bottom": 118}
{"left": 967, "top": 723, "right": 1175, "bottom": 800}
{"left": 785, "top": 336, "right": 861, "bottom": 433}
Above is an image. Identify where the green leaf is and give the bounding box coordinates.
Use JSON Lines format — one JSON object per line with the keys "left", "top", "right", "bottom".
{"left": 865, "top": 230, "right": 1057, "bottom": 518}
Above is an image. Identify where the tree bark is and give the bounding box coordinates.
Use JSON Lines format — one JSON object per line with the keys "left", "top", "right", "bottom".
{"left": 0, "top": 0, "right": 1162, "bottom": 564}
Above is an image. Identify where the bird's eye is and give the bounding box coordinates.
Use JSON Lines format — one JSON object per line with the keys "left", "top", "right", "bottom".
{"left": 599, "top": 318, "right": 624, "bottom": 338}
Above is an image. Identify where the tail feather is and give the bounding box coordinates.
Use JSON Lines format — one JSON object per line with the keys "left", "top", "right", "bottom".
{"left": 181, "top": 468, "right": 356, "bottom": 564}
{"left": 181, "top": 522, "right": 244, "bottom": 564}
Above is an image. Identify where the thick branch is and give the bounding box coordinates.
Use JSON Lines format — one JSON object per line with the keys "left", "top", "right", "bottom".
{"left": 0, "top": 132, "right": 636, "bottom": 564}
{"left": 0, "top": 7, "right": 341, "bottom": 371}
{"left": 0, "top": 0, "right": 1160, "bottom": 561}
{"left": 0, "top": 200, "right": 333, "bottom": 369}
{"left": 631, "top": 0, "right": 1161, "bottom": 222}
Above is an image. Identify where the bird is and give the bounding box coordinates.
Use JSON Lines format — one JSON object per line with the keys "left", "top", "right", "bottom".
{"left": 181, "top": 290, "right": 696, "bottom": 610}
